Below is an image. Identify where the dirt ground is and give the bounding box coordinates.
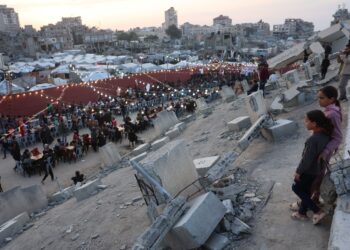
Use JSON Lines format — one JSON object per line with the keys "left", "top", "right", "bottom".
{"left": 1, "top": 72, "right": 346, "bottom": 250}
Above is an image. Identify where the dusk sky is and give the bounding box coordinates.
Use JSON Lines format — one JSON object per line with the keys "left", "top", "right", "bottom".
{"left": 5, "top": 0, "right": 344, "bottom": 31}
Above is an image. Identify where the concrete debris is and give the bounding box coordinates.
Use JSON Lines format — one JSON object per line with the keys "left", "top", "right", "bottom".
{"left": 204, "top": 233, "right": 230, "bottom": 250}
{"left": 243, "top": 193, "right": 255, "bottom": 198}
{"left": 91, "top": 234, "right": 99, "bottom": 239}
{"left": 193, "top": 156, "right": 220, "bottom": 177}
{"left": 132, "top": 196, "right": 143, "bottom": 203}
{"left": 194, "top": 136, "right": 208, "bottom": 143}
{"left": 120, "top": 245, "right": 127, "bottom": 250}
{"left": 261, "top": 119, "right": 298, "bottom": 142}
{"left": 4, "top": 237, "right": 12, "bottom": 243}
{"left": 65, "top": 225, "right": 73, "bottom": 234}
{"left": 227, "top": 116, "right": 251, "bottom": 132}
{"left": 71, "top": 233, "right": 80, "bottom": 241}
{"left": 330, "top": 159, "right": 350, "bottom": 196}
{"left": 133, "top": 197, "right": 187, "bottom": 250}
{"left": 222, "top": 199, "right": 234, "bottom": 215}
{"left": 172, "top": 192, "right": 226, "bottom": 249}
{"left": 97, "top": 185, "right": 108, "bottom": 190}
{"left": 205, "top": 151, "right": 239, "bottom": 185}
{"left": 73, "top": 179, "right": 103, "bottom": 201}
{"left": 231, "top": 217, "right": 251, "bottom": 235}
{"left": 0, "top": 213, "right": 30, "bottom": 244}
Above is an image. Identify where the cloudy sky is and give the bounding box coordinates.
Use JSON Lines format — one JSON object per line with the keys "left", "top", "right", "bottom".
{"left": 6, "top": 0, "right": 343, "bottom": 30}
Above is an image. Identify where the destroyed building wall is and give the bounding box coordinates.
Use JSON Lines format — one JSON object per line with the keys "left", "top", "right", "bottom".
{"left": 0, "top": 185, "right": 48, "bottom": 225}
{"left": 139, "top": 139, "right": 199, "bottom": 200}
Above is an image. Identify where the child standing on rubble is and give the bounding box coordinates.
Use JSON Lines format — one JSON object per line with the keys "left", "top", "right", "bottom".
{"left": 291, "top": 110, "right": 333, "bottom": 224}
{"left": 311, "top": 86, "right": 343, "bottom": 204}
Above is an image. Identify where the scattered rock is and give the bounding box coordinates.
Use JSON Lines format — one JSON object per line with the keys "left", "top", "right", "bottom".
{"left": 194, "top": 136, "right": 208, "bottom": 143}
{"left": 243, "top": 193, "right": 255, "bottom": 198}
{"left": 97, "top": 185, "right": 108, "bottom": 189}
{"left": 34, "top": 211, "right": 46, "bottom": 218}
{"left": 5, "top": 237, "right": 12, "bottom": 243}
{"left": 66, "top": 225, "right": 74, "bottom": 234}
{"left": 132, "top": 196, "right": 143, "bottom": 203}
{"left": 97, "top": 200, "right": 103, "bottom": 205}
{"left": 231, "top": 217, "right": 251, "bottom": 235}
{"left": 71, "top": 233, "right": 80, "bottom": 241}
{"left": 120, "top": 244, "right": 127, "bottom": 250}
{"left": 91, "top": 234, "right": 99, "bottom": 239}
{"left": 23, "top": 223, "right": 35, "bottom": 231}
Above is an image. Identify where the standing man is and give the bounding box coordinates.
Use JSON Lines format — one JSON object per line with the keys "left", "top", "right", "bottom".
{"left": 1, "top": 135, "right": 9, "bottom": 159}
{"left": 338, "top": 41, "right": 350, "bottom": 101}
{"left": 258, "top": 56, "right": 269, "bottom": 97}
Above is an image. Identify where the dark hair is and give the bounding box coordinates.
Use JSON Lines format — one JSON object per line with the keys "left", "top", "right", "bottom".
{"left": 319, "top": 86, "right": 342, "bottom": 119}
{"left": 306, "top": 110, "right": 334, "bottom": 136}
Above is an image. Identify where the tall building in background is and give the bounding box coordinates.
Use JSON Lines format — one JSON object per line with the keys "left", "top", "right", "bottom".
{"left": 0, "top": 5, "right": 20, "bottom": 33}
{"left": 213, "top": 15, "right": 232, "bottom": 28}
{"left": 162, "top": 7, "right": 178, "bottom": 30}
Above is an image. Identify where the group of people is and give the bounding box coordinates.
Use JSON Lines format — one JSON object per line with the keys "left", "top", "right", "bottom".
{"left": 291, "top": 85, "right": 342, "bottom": 224}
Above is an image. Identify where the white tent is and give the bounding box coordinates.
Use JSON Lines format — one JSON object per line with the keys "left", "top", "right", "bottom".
{"left": 53, "top": 78, "right": 68, "bottom": 86}
{"left": 29, "top": 83, "right": 56, "bottom": 91}
{"left": 82, "top": 71, "right": 110, "bottom": 82}
{"left": 51, "top": 65, "right": 70, "bottom": 74}
{"left": 159, "top": 63, "right": 175, "bottom": 70}
{"left": 0, "top": 80, "right": 25, "bottom": 94}
{"left": 174, "top": 61, "right": 189, "bottom": 69}
{"left": 119, "top": 63, "right": 140, "bottom": 73}
{"left": 141, "top": 63, "right": 160, "bottom": 72}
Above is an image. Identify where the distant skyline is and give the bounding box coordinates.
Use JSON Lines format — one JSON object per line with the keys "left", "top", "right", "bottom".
{"left": 4, "top": 0, "right": 346, "bottom": 30}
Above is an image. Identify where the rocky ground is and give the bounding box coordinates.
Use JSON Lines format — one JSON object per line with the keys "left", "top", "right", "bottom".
{"left": 1, "top": 73, "right": 347, "bottom": 249}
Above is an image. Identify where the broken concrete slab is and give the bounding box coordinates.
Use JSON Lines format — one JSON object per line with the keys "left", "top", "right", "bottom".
{"left": 165, "top": 127, "right": 180, "bottom": 139}
{"left": 222, "top": 199, "right": 234, "bottom": 215}
{"left": 180, "top": 114, "right": 196, "bottom": 123}
{"left": 221, "top": 85, "right": 236, "bottom": 103}
{"left": 152, "top": 110, "right": 180, "bottom": 137}
{"left": 245, "top": 91, "right": 267, "bottom": 123}
{"left": 328, "top": 196, "right": 350, "bottom": 250}
{"left": 193, "top": 156, "right": 220, "bottom": 177}
{"left": 50, "top": 186, "right": 75, "bottom": 203}
{"left": 172, "top": 192, "right": 226, "bottom": 249}
{"left": 196, "top": 97, "right": 213, "bottom": 115}
{"left": 204, "top": 233, "right": 230, "bottom": 250}
{"left": 99, "top": 142, "right": 121, "bottom": 168}
{"left": 130, "top": 152, "right": 148, "bottom": 163}
{"left": 283, "top": 69, "right": 300, "bottom": 85}
{"left": 227, "top": 116, "right": 251, "bottom": 132}
{"left": 270, "top": 96, "right": 284, "bottom": 114}
{"left": 0, "top": 212, "right": 30, "bottom": 244}
{"left": 0, "top": 185, "right": 47, "bottom": 225}
{"left": 73, "top": 179, "right": 103, "bottom": 201}
{"left": 132, "top": 143, "right": 150, "bottom": 156}
{"left": 151, "top": 137, "right": 170, "bottom": 151}
{"left": 261, "top": 119, "right": 298, "bottom": 142}
{"left": 174, "top": 122, "right": 186, "bottom": 131}
{"left": 140, "top": 140, "right": 199, "bottom": 200}
{"left": 231, "top": 217, "right": 251, "bottom": 235}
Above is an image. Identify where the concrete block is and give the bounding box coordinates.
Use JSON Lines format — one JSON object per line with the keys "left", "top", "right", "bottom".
{"left": 172, "top": 192, "right": 226, "bottom": 248}
{"left": 73, "top": 179, "right": 102, "bottom": 201}
{"left": 180, "top": 114, "right": 196, "bottom": 123}
{"left": 99, "top": 142, "right": 121, "bottom": 168}
{"left": 151, "top": 137, "right": 170, "bottom": 151}
{"left": 196, "top": 98, "right": 213, "bottom": 115}
{"left": 328, "top": 196, "right": 350, "bottom": 250}
{"left": 270, "top": 96, "right": 284, "bottom": 114}
{"left": 50, "top": 186, "right": 75, "bottom": 203}
{"left": 227, "top": 116, "right": 251, "bottom": 132}
{"left": 221, "top": 85, "right": 236, "bottom": 103}
{"left": 222, "top": 199, "right": 234, "bottom": 215}
{"left": 282, "top": 69, "right": 300, "bottom": 84}
{"left": 140, "top": 139, "right": 199, "bottom": 200}
{"left": 132, "top": 143, "right": 150, "bottom": 156}
{"left": 193, "top": 156, "right": 220, "bottom": 177}
{"left": 130, "top": 152, "right": 148, "bottom": 162}
{"left": 241, "top": 80, "right": 250, "bottom": 93}
{"left": 165, "top": 127, "right": 180, "bottom": 139}
{"left": 261, "top": 119, "right": 297, "bottom": 142}
{"left": 0, "top": 213, "right": 30, "bottom": 244}
{"left": 174, "top": 122, "right": 186, "bottom": 131}
{"left": 153, "top": 110, "right": 179, "bottom": 136}
{"left": 0, "top": 185, "right": 47, "bottom": 225}
{"left": 245, "top": 91, "right": 267, "bottom": 123}
{"left": 204, "top": 233, "right": 230, "bottom": 250}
